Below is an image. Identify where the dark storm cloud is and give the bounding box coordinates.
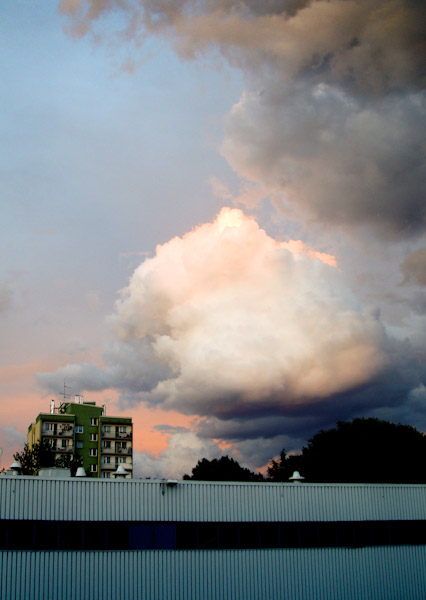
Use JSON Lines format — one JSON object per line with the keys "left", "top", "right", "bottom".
{"left": 223, "top": 85, "right": 426, "bottom": 237}
{"left": 60, "top": 0, "right": 426, "bottom": 238}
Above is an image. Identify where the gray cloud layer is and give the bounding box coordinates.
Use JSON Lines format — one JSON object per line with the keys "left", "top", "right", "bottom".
{"left": 60, "top": 0, "right": 426, "bottom": 238}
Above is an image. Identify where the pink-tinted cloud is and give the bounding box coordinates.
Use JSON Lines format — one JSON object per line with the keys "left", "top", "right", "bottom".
{"left": 39, "top": 207, "right": 391, "bottom": 422}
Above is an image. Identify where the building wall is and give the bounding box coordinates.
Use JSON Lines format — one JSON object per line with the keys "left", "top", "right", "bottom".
{"left": 2, "top": 478, "right": 426, "bottom": 523}
{"left": 2, "top": 543, "right": 426, "bottom": 599}
{"left": 27, "top": 419, "right": 41, "bottom": 449}
{"left": 1, "top": 478, "right": 426, "bottom": 599}
{"left": 99, "top": 416, "right": 133, "bottom": 479}
{"left": 64, "top": 403, "right": 103, "bottom": 475}
{"left": 27, "top": 415, "right": 75, "bottom": 461}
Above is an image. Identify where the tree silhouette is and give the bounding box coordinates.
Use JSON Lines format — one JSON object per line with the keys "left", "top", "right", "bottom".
{"left": 269, "top": 418, "right": 426, "bottom": 483}
{"left": 267, "top": 449, "right": 303, "bottom": 482}
{"left": 302, "top": 418, "right": 426, "bottom": 483}
{"left": 13, "top": 440, "right": 56, "bottom": 475}
{"left": 184, "top": 456, "right": 264, "bottom": 482}
{"left": 13, "top": 441, "right": 83, "bottom": 476}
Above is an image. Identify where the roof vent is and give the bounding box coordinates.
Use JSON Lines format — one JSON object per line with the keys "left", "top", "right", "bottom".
{"left": 75, "top": 467, "right": 87, "bottom": 477}
{"left": 289, "top": 471, "right": 305, "bottom": 483}
{"left": 113, "top": 465, "right": 127, "bottom": 478}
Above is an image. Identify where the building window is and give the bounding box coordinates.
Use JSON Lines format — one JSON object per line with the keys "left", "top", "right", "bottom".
{"left": 90, "top": 418, "right": 98, "bottom": 426}
{"left": 103, "top": 440, "right": 111, "bottom": 449}
{"left": 89, "top": 448, "right": 98, "bottom": 457}
{"left": 90, "top": 433, "right": 98, "bottom": 441}
{"left": 3, "top": 519, "right": 426, "bottom": 552}
{"left": 116, "top": 441, "right": 126, "bottom": 450}
{"left": 89, "top": 464, "right": 98, "bottom": 473}
{"left": 103, "top": 425, "right": 111, "bottom": 433}
{"left": 75, "top": 425, "right": 83, "bottom": 434}
{"left": 61, "top": 439, "right": 68, "bottom": 448}
{"left": 102, "top": 472, "right": 110, "bottom": 479}
{"left": 43, "top": 423, "right": 54, "bottom": 432}
{"left": 103, "top": 456, "right": 111, "bottom": 464}
{"left": 119, "top": 426, "right": 127, "bottom": 433}
{"left": 76, "top": 441, "right": 83, "bottom": 449}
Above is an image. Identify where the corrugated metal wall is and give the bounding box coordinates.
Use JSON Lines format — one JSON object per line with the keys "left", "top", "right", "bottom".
{"left": 1, "top": 546, "right": 426, "bottom": 600}
{"left": 1, "top": 477, "right": 426, "bottom": 522}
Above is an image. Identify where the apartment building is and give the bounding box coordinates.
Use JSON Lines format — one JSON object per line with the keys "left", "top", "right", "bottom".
{"left": 27, "top": 396, "right": 133, "bottom": 478}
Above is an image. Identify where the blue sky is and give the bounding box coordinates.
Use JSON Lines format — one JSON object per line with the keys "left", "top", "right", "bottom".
{"left": 1, "top": 0, "right": 425, "bottom": 477}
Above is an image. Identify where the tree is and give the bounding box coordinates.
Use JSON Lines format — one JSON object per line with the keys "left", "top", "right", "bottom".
{"left": 13, "top": 440, "right": 56, "bottom": 475}
{"left": 268, "top": 418, "right": 426, "bottom": 484}
{"left": 183, "top": 456, "right": 264, "bottom": 482}
{"left": 301, "top": 418, "right": 426, "bottom": 483}
{"left": 13, "top": 440, "right": 86, "bottom": 476}
{"left": 267, "top": 449, "right": 303, "bottom": 482}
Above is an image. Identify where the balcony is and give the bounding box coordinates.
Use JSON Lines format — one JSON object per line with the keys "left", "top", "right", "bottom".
{"left": 100, "top": 446, "right": 132, "bottom": 456}
{"left": 101, "top": 462, "right": 117, "bottom": 470}
{"left": 42, "top": 428, "right": 74, "bottom": 438}
{"left": 57, "top": 431, "right": 73, "bottom": 438}
{"left": 101, "top": 431, "right": 132, "bottom": 440}
{"left": 116, "top": 447, "right": 133, "bottom": 455}
{"left": 52, "top": 446, "right": 73, "bottom": 453}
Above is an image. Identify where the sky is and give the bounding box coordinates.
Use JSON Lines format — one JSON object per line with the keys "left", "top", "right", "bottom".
{"left": 1, "top": 0, "right": 425, "bottom": 477}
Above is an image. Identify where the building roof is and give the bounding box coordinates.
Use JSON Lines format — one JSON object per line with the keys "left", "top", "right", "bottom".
{"left": 1, "top": 477, "right": 425, "bottom": 523}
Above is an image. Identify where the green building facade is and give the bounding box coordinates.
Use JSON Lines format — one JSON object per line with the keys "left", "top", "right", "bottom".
{"left": 27, "top": 396, "right": 133, "bottom": 478}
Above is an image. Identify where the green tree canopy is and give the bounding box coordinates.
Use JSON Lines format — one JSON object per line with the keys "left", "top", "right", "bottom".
{"left": 268, "top": 418, "right": 426, "bottom": 484}
{"left": 183, "top": 456, "right": 264, "bottom": 482}
{"left": 13, "top": 441, "right": 83, "bottom": 476}
{"left": 13, "top": 440, "right": 56, "bottom": 475}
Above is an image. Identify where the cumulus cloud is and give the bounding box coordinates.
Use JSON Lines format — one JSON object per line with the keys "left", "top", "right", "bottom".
{"left": 59, "top": 1, "right": 425, "bottom": 95}
{"left": 48, "top": 3, "right": 426, "bottom": 470}
{"left": 133, "top": 429, "right": 223, "bottom": 479}
{"left": 59, "top": 0, "right": 426, "bottom": 239}
{"left": 111, "top": 208, "right": 391, "bottom": 415}
{"left": 37, "top": 208, "right": 415, "bottom": 448}
{"left": 222, "top": 85, "right": 426, "bottom": 237}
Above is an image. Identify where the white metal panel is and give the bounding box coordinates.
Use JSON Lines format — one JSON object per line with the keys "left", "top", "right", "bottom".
{"left": 1, "top": 546, "right": 426, "bottom": 600}
{"left": 1, "top": 477, "right": 426, "bottom": 522}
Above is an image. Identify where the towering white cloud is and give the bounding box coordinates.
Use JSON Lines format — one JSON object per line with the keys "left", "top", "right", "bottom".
{"left": 112, "top": 207, "right": 388, "bottom": 416}
{"left": 39, "top": 208, "right": 392, "bottom": 422}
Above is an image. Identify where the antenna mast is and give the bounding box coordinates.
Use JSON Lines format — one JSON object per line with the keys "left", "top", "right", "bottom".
{"left": 59, "top": 381, "right": 71, "bottom": 410}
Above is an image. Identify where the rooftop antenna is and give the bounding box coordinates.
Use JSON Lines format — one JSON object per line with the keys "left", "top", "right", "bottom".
{"left": 58, "top": 381, "right": 71, "bottom": 413}
{"left": 60, "top": 381, "right": 71, "bottom": 403}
